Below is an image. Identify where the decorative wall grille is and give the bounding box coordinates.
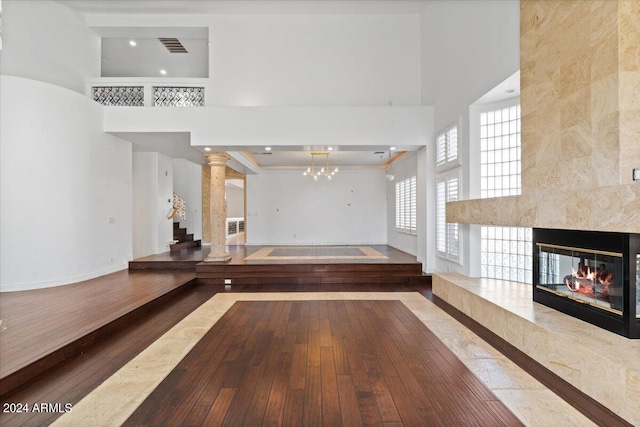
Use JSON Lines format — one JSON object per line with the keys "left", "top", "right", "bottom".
{"left": 92, "top": 86, "right": 144, "bottom": 106}
{"left": 153, "top": 87, "right": 205, "bottom": 107}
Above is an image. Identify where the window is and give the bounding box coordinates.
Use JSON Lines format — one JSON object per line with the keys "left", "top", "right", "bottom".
{"left": 436, "top": 125, "right": 459, "bottom": 170}
{"left": 478, "top": 103, "right": 530, "bottom": 283}
{"left": 395, "top": 176, "right": 416, "bottom": 234}
{"left": 480, "top": 105, "right": 521, "bottom": 198}
{"left": 436, "top": 170, "right": 459, "bottom": 261}
{"left": 481, "top": 226, "right": 532, "bottom": 283}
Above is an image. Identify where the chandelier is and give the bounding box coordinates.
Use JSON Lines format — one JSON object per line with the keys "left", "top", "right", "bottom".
{"left": 303, "top": 152, "right": 339, "bottom": 180}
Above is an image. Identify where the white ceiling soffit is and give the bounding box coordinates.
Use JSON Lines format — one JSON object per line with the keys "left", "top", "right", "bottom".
{"left": 115, "top": 131, "right": 204, "bottom": 164}
{"left": 91, "top": 26, "right": 208, "bottom": 39}
{"left": 60, "top": 1, "right": 430, "bottom": 15}
{"left": 473, "top": 70, "right": 520, "bottom": 105}
{"left": 114, "top": 133, "right": 417, "bottom": 171}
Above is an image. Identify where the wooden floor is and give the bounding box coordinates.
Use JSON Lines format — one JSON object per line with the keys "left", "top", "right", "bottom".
{"left": 0, "top": 245, "right": 627, "bottom": 426}
{"left": 124, "top": 300, "right": 522, "bottom": 426}
{"left": 0, "top": 269, "right": 195, "bottom": 395}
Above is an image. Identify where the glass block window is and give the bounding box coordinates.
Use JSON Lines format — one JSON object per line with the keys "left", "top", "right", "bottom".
{"left": 395, "top": 176, "right": 416, "bottom": 234}
{"left": 480, "top": 105, "right": 521, "bottom": 198}
{"left": 436, "top": 124, "right": 459, "bottom": 171}
{"left": 481, "top": 226, "right": 532, "bottom": 284}
{"left": 154, "top": 87, "right": 205, "bottom": 107}
{"left": 92, "top": 86, "right": 144, "bottom": 106}
{"left": 436, "top": 171, "right": 459, "bottom": 261}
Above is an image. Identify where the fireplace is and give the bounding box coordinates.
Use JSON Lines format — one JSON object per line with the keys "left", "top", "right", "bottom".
{"left": 533, "top": 228, "right": 640, "bottom": 338}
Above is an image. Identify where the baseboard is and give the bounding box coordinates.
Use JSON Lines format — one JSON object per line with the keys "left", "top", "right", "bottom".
{"left": 0, "top": 263, "right": 128, "bottom": 292}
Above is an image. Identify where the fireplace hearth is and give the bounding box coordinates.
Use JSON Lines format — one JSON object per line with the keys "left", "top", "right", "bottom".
{"left": 533, "top": 228, "right": 640, "bottom": 338}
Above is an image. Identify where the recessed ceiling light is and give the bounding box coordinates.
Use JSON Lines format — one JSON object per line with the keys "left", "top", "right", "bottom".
{"left": 390, "top": 146, "right": 397, "bottom": 151}
{"left": 265, "top": 147, "right": 272, "bottom": 151}
{"left": 327, "top": 147, "right": 334, "bottom": 151}
{"left": 129, "top": 40, "right": 137, "bottom": 47}
{"left": 160, "top": 69, "right": 167, "bottom": 75}
{"left": 204, "top": 147, "right": 211, "bottom": 152}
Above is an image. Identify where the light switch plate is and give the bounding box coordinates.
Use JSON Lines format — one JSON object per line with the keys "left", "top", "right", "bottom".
{"left": 634, "top": 168, "right": 640, "bottom": 181}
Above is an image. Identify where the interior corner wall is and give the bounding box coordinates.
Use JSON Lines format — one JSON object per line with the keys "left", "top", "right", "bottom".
{"left": 420, "top": 0, "right": 520, "bottom": 132}
{"left": 226, "top": 185, "right": 244, "bottom": 219}
{"left": 0, "top": 0, "right": 100, "bottom": 94}
{"left": 172, "top": 159, "right": 203, "bottom": 241}
{"left": 246, "top": 170, "right": 386, "bottom": 245}
{"left": 0, "top": 76, "right": 132, "bottom": 291}
{"left": 386, "top": 152, "right": 418, "bottom": 256}
{"left": 420, "top": 0, "right": 520, "bottom": 276}
{"left": 133, "top": 152, "right": 174, "bottom": 258}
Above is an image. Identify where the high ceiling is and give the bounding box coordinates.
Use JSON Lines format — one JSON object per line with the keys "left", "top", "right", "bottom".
{"left": 60, "top": 1, "right": 430, "bottom": 15}
{"left": 62, "top": 0, "right": 515, "bottom": 171}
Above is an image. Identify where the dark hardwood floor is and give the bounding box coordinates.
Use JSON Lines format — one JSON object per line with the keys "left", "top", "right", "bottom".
{"left": 0, "top": 269, "right": 195, "bottom": 393}
{"left": 124, "top": 300, "right": 523, "bottom": 427}
{"left": 0, "top": 244, "right": 629, "bottom": 426}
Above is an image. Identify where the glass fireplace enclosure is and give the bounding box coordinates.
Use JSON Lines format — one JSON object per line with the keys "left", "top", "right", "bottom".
{"left": 533, "top": 229, "right": 640, "bottom": 338}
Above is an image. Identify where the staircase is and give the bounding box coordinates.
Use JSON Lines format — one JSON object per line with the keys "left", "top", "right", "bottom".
{"left": 170, "top": 222, "right": 201, "bottom": 252}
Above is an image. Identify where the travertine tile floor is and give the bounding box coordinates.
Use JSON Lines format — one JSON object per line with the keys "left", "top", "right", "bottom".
{"left": 434, "top": 273, "right": 640, "bottom": 426}
{"left": 52, "top": 292, "right": 595, "bottom": 427}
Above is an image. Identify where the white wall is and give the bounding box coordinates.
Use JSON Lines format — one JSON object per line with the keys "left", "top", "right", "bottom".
{"left": 172, "top": 159, "right": 203, "bottom": 240}
{"left": 421, "top": 0, "right": 520, "bottom": 275}
{"left": 421, "top": 0, "right": 520, "bottom": 131}
{"left": 156, "top": 154, "right": 174, "bottom": 253}
{"left": 209, "top": 14, "right": 421, "bottom": 106}
{"left": 247, "top": 170, "right": 386, "bottom": 245}
{"left": 226, "top": 185, "right": 244, "bottom": 219}
{"left": 0, "top": 0, "right": 100, "bottom": 94}
{"left": 133, "top": 154, "right": 158, "bottom": 258}
{"left": 132, "top": 152, "right": 174, "bottom": 258}
{"left": 386, "top": 152, "right": 418, "bottom": 255}
{"left": 0, "top": 76, "right": 132, "bottom": 291}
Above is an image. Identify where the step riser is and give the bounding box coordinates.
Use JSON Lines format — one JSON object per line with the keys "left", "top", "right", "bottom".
{"left": 170, "top": 240, "right": 202, "bottom": 252}
{"left": 197, "top": 276, "right": 429, "bottom": 286}
{"left": 195, "top": 264, "right": 422, "bottom": 274}
{"left": 174, "top": 234, "right": 194, "bottom": 242}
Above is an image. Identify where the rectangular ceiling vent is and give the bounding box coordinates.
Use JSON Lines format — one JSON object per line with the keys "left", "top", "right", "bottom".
{"left": 373, "top": 151, "right": 386, "bottom": 154}
{"left": 252, "top": 152, "right": 273, "bottom": 155}
{"left": 158, "top": 38, "right": 188, "bottom": 53}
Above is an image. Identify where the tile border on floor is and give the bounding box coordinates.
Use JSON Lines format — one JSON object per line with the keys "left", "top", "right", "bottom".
{"left": 51, "top": 292, "right": 594, "bottom": 427}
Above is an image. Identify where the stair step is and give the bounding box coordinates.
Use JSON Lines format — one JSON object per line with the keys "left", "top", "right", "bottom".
{"left": 170, "top": 239, "right": 201, "bottom": 252}
{"left": 173, "top": 222, "right": 180, "bottom": 229}
{"left": 174, "top": 228, "right": 187, "bottom": 236}
{"left": 197, "top": 275, "right": 430, "bottom": 286}
{"left": 174, "top": 233, "right": 194, "bottom": 242}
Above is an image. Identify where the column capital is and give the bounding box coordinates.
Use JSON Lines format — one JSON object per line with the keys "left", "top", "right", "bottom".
{"left": 204, "top": 152, "right": 230, "bottom": 167}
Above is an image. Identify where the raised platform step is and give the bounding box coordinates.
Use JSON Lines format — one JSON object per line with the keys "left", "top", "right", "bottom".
{"left": 170, "top": 239, "right": 201, "bottom": 252}
{"left": 432, "top": 273, "right": 640, "bottom": 426}
{"left": 0, "top": 271, "right": 196, "bottom": 398}
{"left": 196, "top": 262, "right": 427, "bottom": 285}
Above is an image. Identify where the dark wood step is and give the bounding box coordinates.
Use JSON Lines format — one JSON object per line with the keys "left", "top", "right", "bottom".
{"left": 129, "top": 260, "right": 200, "bottom": 270}
{"left": 196, "top": 262, "right": 423, "bottom": 275}
{"left": 170, "top": 240, "right": 201, "bottom": 252}
{"left": 197, "top": 275, "right": 430, "bottom": 286}
{"left": 174, "top": 228, "right": 187, "bottom": 236}
{"left": 195, "top": 261, "right": 426, "bottom": 286}
{"left": 174, "top": 233, "right": 194, "bottom": 243}
{"left": 173, "top": 222, "right": 180, "bottom": 229}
